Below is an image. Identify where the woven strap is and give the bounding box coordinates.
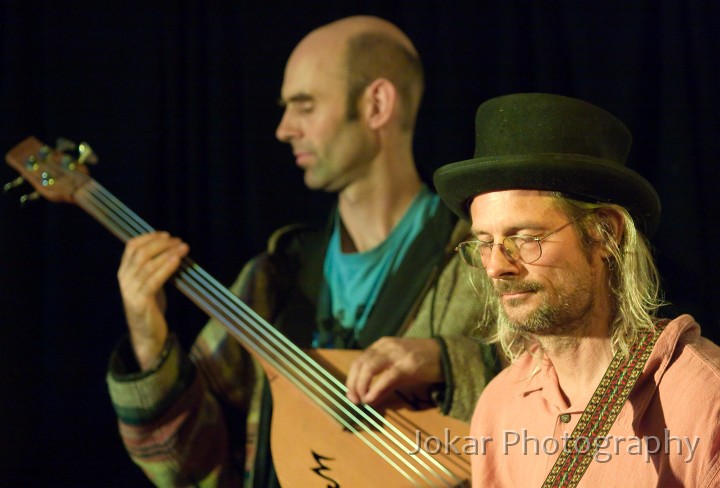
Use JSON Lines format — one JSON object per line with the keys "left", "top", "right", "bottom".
{"left": 541, "top": 320, "right": 668, "bottom": 488}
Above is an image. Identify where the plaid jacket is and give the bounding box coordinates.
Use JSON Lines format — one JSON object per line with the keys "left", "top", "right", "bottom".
{"left": 107, "top": 205, "right": 498, "bottom": 486}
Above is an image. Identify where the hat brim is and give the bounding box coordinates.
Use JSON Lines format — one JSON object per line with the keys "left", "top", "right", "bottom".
{"left": 433, "top": 153, "right": 661, "bottom": 235}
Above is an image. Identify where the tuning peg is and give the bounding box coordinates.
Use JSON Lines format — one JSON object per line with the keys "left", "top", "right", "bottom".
{"left": 19, "top": 191, "right": 40, "bottom": 205}
{"left": 78, "top": 141, "right": 98, "bottom": 165}
{"left": 38, "top": 145, "right": 51, "bottom": 162}
{"left": 3, "top": 176, "right": 24, "bottom": 192}
{"left": 40, "top": 171, "right": 55, "bottom": 187}
{"left": 25, "top": 155, "right": 39, "bottom": 171}
{"left": 55, "top": 137, "right": 77, "bottom": 153}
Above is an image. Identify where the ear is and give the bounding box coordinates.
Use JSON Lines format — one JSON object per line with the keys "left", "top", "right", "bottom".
{"left": 360, "top": 78, "right": 397, "bottom": 130}
{"left": 594, "top": 207, "right": 624, "bottom": 257}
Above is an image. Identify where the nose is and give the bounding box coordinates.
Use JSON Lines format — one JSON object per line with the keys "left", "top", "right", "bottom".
{"left": 484, "top": 244, "right": 520, "bottom": 279}
{"left": 276, "top": 109, "right": 299, "bottom": 143}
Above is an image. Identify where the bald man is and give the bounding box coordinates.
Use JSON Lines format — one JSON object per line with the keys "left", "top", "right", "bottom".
{"left": 107, "top": 16, "right": 497, "bottom": 487}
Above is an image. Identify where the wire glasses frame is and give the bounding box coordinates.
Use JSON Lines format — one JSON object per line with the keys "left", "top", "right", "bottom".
{"left": 455, "top": 215, "right": 585, "bottom": 269}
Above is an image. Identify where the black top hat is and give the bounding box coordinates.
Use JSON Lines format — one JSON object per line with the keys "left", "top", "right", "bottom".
{"left": 433, "top": 93, "right": 661, "bottom": 235}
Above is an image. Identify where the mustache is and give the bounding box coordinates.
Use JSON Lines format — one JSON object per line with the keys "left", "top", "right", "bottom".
{"left": 494, "top": 280, "right": 542, "bottom": 295}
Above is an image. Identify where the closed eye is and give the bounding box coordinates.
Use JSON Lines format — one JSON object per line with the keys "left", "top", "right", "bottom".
{"left": 510, "top": 234, "right": 540, "bottom": 242}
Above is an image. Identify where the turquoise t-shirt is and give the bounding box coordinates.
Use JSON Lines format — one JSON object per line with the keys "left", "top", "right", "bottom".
{"left": 321, "top": 185, "right": 440, "bottom": 345}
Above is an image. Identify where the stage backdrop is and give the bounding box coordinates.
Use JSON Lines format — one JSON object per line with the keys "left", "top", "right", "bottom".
{"left": 1, "top": 1, "right": 718, "bottom": 485}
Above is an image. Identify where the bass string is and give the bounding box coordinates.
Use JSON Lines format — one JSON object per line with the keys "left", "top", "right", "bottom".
{"left": 74, "top": 179, "right": 458, "bottom": 486}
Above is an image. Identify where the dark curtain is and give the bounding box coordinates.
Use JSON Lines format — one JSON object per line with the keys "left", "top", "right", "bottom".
{"left": 0, "top": 1, "right": 717, "bottom": 485}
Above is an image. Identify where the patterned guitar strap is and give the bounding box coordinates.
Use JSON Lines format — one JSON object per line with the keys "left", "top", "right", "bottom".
{"left": 542, "top": 319, "right": 669, "bottom": 488}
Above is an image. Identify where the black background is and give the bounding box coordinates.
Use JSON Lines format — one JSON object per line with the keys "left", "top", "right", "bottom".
{"left": 1, "top": 1, "right": 718, "bottom": 486}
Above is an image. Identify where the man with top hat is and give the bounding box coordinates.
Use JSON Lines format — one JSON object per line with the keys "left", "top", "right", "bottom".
{"left": 434, "top": 93, "right": 720, "bottom": 487}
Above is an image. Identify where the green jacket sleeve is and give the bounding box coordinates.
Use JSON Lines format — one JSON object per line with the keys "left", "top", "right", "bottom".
{"left": 106, "top": 254, "right": 271, "bottom": 487}
{"left": 403, "top": 222, "right": 499, "bottom": 422}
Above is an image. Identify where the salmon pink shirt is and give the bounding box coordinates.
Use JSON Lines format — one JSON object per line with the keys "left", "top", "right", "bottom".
{"left": 470, "top": 315, "right": 720, "bottom": 487}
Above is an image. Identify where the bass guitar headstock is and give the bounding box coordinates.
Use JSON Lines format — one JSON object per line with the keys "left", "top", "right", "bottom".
{"left": 4, "top": 136, "right": 96, "bottom": 205}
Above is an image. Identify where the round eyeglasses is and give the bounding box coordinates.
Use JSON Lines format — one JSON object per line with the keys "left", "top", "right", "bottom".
{"left": 455, "top": 217, "right": 582, "bottom": 269}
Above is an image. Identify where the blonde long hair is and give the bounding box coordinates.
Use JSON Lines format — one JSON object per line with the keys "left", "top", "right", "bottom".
{"left": 474, "top": 193, "right": 666, "bottom": 363}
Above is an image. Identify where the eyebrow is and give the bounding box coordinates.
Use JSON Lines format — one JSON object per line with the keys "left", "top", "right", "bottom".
{"left": 470, "top": 223, "right": 550, "bottom": 238}
{"left": 277, "top": 93, "right": 314, "bottom": 108}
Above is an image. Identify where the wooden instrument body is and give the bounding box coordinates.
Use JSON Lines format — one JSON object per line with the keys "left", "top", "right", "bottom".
{"left": 262, "top": 349, "right": 471, "bottom": 487}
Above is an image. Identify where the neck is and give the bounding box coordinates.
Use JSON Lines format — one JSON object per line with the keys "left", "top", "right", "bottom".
{"left": 536, "top": 309, "right": 614, "bottom": 409}
{"left": 337, "top": 143, "right": 421, "bottom": 252}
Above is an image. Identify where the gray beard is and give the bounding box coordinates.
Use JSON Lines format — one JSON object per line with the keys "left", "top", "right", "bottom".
{"left": 495, "top": 279, "right": 595, "bottom": 336}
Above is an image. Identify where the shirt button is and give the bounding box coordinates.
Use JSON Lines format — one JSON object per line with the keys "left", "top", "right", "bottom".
{"left": 559, "top": 413, "right": 571, "bottom": 423}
